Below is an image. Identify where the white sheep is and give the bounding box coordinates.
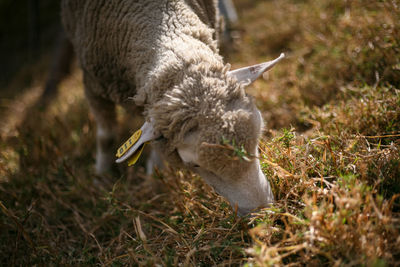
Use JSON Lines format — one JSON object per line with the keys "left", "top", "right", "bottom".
{"left": 61, "top": 0, "right": 284, "bottom": 215}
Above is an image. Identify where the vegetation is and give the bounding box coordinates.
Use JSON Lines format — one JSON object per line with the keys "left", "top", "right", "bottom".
{"left": 1, "top": 0, "right": 399, "bottom": 265}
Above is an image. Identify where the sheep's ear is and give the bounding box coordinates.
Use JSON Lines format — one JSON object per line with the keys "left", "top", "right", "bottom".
{"left": 228, "top": 53, "right": 285, "bottom": 84}
{"left": 115, "top": 120, "right": 160, "bottom": 165}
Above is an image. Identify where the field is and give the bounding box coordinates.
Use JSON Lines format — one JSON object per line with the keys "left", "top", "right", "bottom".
{"left": 1, "top": 0, "right": 399, "bottom": 265}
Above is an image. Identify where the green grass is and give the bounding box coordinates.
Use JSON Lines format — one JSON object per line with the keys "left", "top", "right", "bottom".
{"left": 1, "top": 0, "right": 399, "bottom": 265}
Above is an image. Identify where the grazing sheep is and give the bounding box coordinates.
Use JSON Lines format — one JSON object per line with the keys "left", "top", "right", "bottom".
{"left": 61, "top": 0, "right": 284, "bottom": 215}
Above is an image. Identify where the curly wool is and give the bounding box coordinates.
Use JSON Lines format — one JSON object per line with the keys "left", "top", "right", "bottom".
{"left": 62, "top": 0, "right": 261, "bottom": 167}
{"left": 62, "top": 0, "right": 219, "bottom": 102}
{"left": 148, "top": 62, "right": 255, "bottom": 150}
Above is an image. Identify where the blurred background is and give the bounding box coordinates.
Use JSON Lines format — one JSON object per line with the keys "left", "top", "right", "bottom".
{"left": 0, "top": 0, "right": 60, "bottom": 89}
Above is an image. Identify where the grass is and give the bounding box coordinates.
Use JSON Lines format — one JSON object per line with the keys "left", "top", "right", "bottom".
{"left": 1, "top": 0, "right": 399, "bottom": 265}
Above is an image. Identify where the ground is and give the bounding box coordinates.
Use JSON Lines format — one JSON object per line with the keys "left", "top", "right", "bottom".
{"left": 1, "top": 0, "right": 399, "bottom": 266}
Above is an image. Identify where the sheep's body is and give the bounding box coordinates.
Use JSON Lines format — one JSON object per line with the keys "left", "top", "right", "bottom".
{"left": 62, "top": 0, "right": 274, "bottom": 215}
{"left": 62, "top": 0, "right": 219, "bottom": 104}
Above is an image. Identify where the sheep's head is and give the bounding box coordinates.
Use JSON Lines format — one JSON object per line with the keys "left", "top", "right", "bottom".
{"left": 116, "top": 54, "right": 285, "bottom": 216}
{"left": 176, "top": 104, "right": 273, "bottom": 216}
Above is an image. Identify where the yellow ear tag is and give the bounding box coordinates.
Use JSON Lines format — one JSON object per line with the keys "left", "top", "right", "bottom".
{"left": 126, "top": 142, "right": 148, "bottom": 166}
{"left": 116, "top": 129, "right": 142, "bottom": 158}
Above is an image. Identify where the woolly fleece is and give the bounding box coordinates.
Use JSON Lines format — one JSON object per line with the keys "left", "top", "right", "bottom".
{"left": 61, "top": 0, "right": 263, "bottom": 173}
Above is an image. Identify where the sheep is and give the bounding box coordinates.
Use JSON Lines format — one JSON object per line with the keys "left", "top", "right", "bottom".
{"left": 61, "top": 0, "right": 284, "bottom": 215}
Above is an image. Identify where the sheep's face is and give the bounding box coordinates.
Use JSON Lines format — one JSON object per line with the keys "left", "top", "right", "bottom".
{"left": 177, "top": 107, "right": 274, "bottom": 216}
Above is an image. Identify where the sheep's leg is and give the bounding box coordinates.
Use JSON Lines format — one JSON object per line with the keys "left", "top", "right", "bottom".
{"left": 146, "top": 146, "right": 164, "bottom": 176}
{"left": 142, "top": 146, "right": 165, "bottom": 194}
{"left": 84, "top": 80, "right": 116, "bottom": 175}
{"left": 95, "top": 119, "right": 116, "bottom": 175}
{"left": 92, "top": 99, "right": 116, "bottom": 175}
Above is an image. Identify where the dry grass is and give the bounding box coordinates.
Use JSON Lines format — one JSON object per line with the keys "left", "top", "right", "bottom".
{"left": 1, "top": 0, "right": 400, "bottom": 265}
{"left": 248, "top": 86, "right": 400, "bottom": 265}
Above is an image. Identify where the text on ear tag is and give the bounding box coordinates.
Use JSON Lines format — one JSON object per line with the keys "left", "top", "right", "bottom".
{"left": 115, "top": 130, "right": 142, "bottom": 158}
